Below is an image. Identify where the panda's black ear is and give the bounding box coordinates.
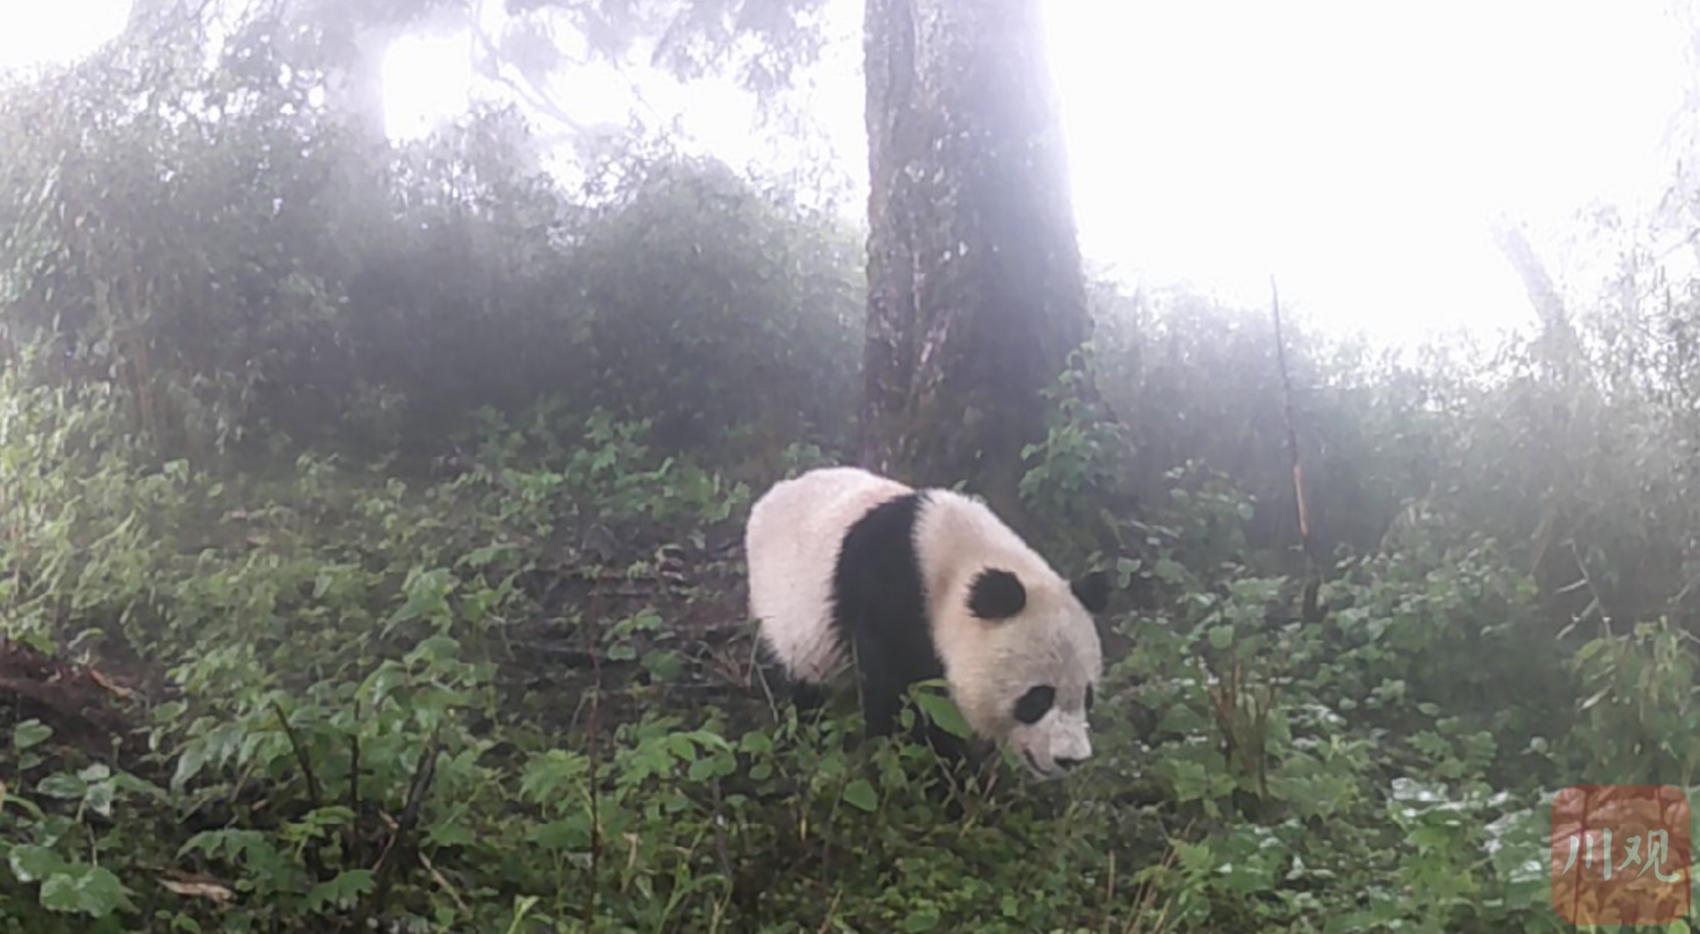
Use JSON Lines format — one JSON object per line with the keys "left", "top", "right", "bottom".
{"left": 1072, "top": 570, "right": 1110, "bottom": 614}
{"left": 968, "top": 568, "right": 1026, "bottom": 620}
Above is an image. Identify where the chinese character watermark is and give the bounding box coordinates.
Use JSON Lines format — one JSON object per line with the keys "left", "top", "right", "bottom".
{"left": 1551, "top": 784, "right": 1691, "bottom": 925}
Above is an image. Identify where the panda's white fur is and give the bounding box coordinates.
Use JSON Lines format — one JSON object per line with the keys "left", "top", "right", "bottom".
{"left": 745, "top": 466, "right": 1107, "bottom": 779}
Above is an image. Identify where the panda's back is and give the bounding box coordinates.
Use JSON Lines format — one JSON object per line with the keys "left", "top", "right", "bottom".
{"left": 746, "top": 467, "right": 916, "bottom": 684}
{"left": 747, "top": 467, "right": 1062, "bottom": 689}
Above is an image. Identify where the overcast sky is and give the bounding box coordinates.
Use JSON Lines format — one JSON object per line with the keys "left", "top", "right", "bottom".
{"left": 5, "top": 0, "right": 1691, "bottom": 348}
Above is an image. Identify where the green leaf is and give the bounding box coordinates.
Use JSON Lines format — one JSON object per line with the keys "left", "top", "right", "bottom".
{"left": 303, "top": 869, "right": 375, "bottom": 914}
{"left": 817, "top": 752, "right": 846, "bottom": 780}
{"left": 13, "top": 720, "right": 52, "bottom": 750}
{"left": 459, "top": 542, "right": 512, "bottom": 569}
{"left": 36, "top": 772, "right": 85, "bottom": 799}
{"left": 532, "top": 816, "right": 593, "bottom": 851}
{"left": 687, "top": 756, "right": 718, "bottom": 782}
{"left": 1154, "top": 558, "right": 1189, "bottom": 585}
{"left": 842, "top": 779, "right": 878, "bottom": 812}
{"left": 39, "top": 864, "right": 130, "bottom": 918}
{"left": 518, "top": 750, "right": 590, "bottom": 805}
{"left": 9, "top": 844, "right": 65, "bottom": 883}
{"left": 171, "top": 740, "right": 212, "bottom": 793}
{"left": 902, "top": 910, "right": 940, "bottom": 932}
{"left": 911, "top": 689, "right": 971, "bottom": 740}
{"left": 426, "top": 822, "right": 477, "bottom": 848}
{"left": 82, "top": 780, "right": 116, "bottom": 819}
{"left": 641, "top": 649, "right": 684, "bottom": 681}
{"left": 739, "top": 731, "right": 773, "bottom": 754}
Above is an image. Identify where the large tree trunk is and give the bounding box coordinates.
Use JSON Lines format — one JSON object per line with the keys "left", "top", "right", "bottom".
{"left": 860, "top": 0, "right": 1090, "bottom": 529}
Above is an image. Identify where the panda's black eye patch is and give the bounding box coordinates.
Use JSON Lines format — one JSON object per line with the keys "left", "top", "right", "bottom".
{"left": 1013, "top": 685, "right": 1055, "bottom": 724}
{"left": 967, "top": 568, "right": 1027, "bottom": 619}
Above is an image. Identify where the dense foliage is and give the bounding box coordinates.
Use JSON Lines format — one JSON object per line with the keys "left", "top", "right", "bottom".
{"left": 4, "top": 11, "right": 1700, "bottom": 934}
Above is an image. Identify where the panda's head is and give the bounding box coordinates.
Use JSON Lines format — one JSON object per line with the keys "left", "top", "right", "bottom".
{"left": 939, "top": 565, "right": 1109, "bottom": 780}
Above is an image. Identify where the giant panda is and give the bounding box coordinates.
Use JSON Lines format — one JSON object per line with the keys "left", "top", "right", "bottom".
{"left": 745, "top": 466, "right": 1109, "bottom": 779}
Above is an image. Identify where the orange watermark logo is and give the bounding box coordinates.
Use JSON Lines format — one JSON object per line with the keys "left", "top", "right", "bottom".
{"left": 1550, "top": 784, "right": 1691, "bottom": 925}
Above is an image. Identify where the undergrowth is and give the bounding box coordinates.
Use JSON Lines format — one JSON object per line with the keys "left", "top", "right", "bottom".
{"left": 1, "top": 388, "right": 1697, "bottom": 933}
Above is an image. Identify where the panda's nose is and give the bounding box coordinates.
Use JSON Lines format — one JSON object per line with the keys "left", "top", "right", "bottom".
{"left": 1055, "top": 755, "right": 1086, "bottom": 771}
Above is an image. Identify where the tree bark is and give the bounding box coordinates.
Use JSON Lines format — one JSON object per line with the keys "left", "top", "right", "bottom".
{"left": 860, "top": 0, "right": 1090, "bottom": 529}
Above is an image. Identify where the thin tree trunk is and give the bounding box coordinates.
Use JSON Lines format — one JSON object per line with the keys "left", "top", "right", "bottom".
{"left": 860, "top": 0, "right": 1091, "bottom": 529}
{"left": 1492, "top": 220, "right": 1581, "bottom": 373}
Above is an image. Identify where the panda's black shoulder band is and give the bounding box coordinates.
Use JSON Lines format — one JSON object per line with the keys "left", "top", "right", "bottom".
{"left": 967, "top": 568, "right": 1026, "bottom": 619}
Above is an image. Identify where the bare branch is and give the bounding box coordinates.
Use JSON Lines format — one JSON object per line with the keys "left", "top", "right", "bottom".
{"left": 470, "top": 20, "right": 590, "bottom": 134}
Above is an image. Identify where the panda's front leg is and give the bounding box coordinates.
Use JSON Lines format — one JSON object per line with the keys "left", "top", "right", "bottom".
{"left": 855, "top": 640, "right": 968, "bottom": 763}
{"left": 790, "top": 680, "right": 827, "bottom": 714}
{"left": 853, "top": 639, "right": 907, "bottom": 739}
